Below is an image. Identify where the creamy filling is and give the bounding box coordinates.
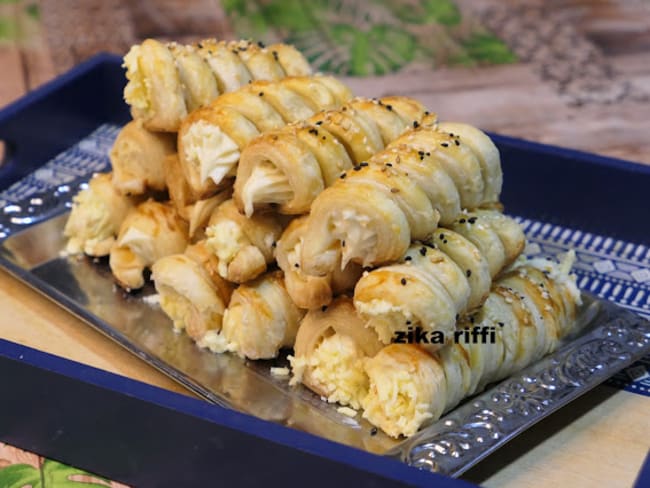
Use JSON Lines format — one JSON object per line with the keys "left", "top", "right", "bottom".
{"left": 241, "top": 162, "right": 293, "bottom": 217}
{"left": 331, "top": 209, "right": 376, "bottom": 269}
{"left": 117, "top": 227, "right": 155, "bottom": 263}
{"left": 354, "top": 299, "right": 412, "bottom": 344}
{"left": 181, "top": 120, "right": 240, "bottom": 186}
{"left": 65, "top": 202, "right": 113, "bottom": 254}
{"left": 205, "top": 220, "right": 248, "bottom": 279}
{"left": 122, "top": 45, "right": 150, "bottom": 112}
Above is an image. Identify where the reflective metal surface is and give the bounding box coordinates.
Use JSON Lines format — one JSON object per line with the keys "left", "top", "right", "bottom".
{"left": 1, "top": 187, "right": 649, "bottom": 477}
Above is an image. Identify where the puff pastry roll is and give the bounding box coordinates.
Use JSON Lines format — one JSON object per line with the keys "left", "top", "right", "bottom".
{"left": 204, "top": 199, "right": 285, "bottom": 283}
{"left": 361, "top": 253, "right": 581, "bottom": 437}
{"left": 123, "top": 38, "right": 311, "bottom": 132}
{"left": 300, "top": 124, "right": 502, "bottom": 274}
{"left": 152, "top": 241, "right": 233, "bottom": 342}
{"left": 164, "top": 153, "right": 202, "bottom": 215}
{"left": 200, "top": 271, "right": 305, "bottom": 360}
{"left": 289, "top": 297, "right": 383, "bottom": 409}
{"left": 64, "top": 172, "right": 136, "bottom": 257}
{"left": 109, "top": 200, "right": 189, "bottom": 290}
{"left": 109, "top": 120, "right": 176, "bottom": 195}
{"left": 353, "top": 210, "right": 525, "bottom": 345}
{"left": 235, "top": 96, "right": 432, "bottom": 216}
{"left": 275, "top": 217, "right": 362, "bottom": 309}
{"left": 178, "top": 75, "right": 352, "bottom": 196}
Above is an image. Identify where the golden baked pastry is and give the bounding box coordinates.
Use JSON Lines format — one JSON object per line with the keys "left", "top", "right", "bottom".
{"left": 361, "top": 253, "right": 581, "bottom": 438}
{"left": 152, "top": 241, "right": 233, "bottom": 342}
{"left": 109, "top": 119, "right": 176, "bottom": 195}
{"left": 109, "top": 200, "right": 189, "bottom": 290}
{"left": 234, "top": 96, "right": 432, "bottom": 216}
{"left": 275, "top": 216, "right": 362, "bottom": 310}
{"left": 201, "top": 271, "right": 305, "bottom": 360}
{"left": 204, "top": 199, "right": 286, "bottom": 284}
{"left": 353, "top": 210, "right": 525, "bottom": 346}
{"left": 64, "top": 172, "right": 137, "bottom": 257}
{"left": 300, "top": 123, "right": 502, "bottom": 274}
{"left": 289, "top": 297, "right": 383, "bottom": 409}
{"left": 123, "top": 38, "right": 312, "bottom": 132}
{"left": 178, "top": 75, "right": 352, "bottom": 196}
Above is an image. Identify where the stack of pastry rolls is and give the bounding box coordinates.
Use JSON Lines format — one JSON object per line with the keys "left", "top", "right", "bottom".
{"left": 62, "top": 37, "right": 584, "bottom": 440}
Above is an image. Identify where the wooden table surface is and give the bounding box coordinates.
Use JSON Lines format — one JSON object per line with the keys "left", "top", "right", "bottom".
{"left": 1, "top": 1, "right": 649, "bottom": 487}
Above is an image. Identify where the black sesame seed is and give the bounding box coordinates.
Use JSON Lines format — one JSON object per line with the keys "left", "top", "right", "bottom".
{"left": 340, "top": 173, "right": 347, "bottom": 179}
{"left": 424, "top": 111, "right": 430, "bottom": 115}
{"left": 342, "top": 240, "right": 346, "bottom": 247}
{"left": 315, "top": 121, "right": 323, "bottom": 125}
{"left": 454, "top": 139, "right": 460, "bottom": 146}
{"left": 353, "top": 165, "right": 361, "bottom": 171}
{"left": 413, "top": 121, "right": 420, "bottom": 128}
{"left": 271, "top": 241, "right": 277, "bottom": 248}
{"left": 404, "top": 256, "right": 412, "bottom": 261}
{"left": 400, "top": 278, "right": 407, "bottom": 285}
{"left": 419, "top": 247, "right": 427, "bottom": 256}
{"left": 443, "top": 240, "right": 448, "bottom": 244}
{"left": 498, "top": 322, "right": 504, "bottom": 327}
{"left": 386, "top": 105, "right": 393, "bottom": 111}
{"left": 294, "top": 263, "right": 300, "bottom": 268}
{"left": 466, "top": 269, "right": 472, "bottom": 277}
{"left": 439, "top": 233, "right": 445, "bottom": 240}
{"left": 258, "top": 92, "right": 264, "bottom": 97}
{"left": 272, "top": 50, "right": 279, "bottom": 61}
{"left": 406, "top": 320, "right": 412, "bottom": 325}
{"left": 459, "top": 218, "right": 466, "bottom": 224}
{"left": 321, "top": 305, "right": 328, "bottom": 312}
{"left": 386, "top": 163, "right": 393, "bottom": 167}
{"left": 455, "top": 314, "right": 460, "bottom": 320}
{"left": 441, "top": 142, "right": 449, "bottom": 147}
{"left": 370, "top": 427, "right": 378, "bottom": 436}
{"left": 360, "top": 162, "right": 369, "bottom": 167}
{"left": 468, "top": 217, "right": 477, "bottom": 224}
{"left": 257, "top": 41, "right": 266, "bottom": 48}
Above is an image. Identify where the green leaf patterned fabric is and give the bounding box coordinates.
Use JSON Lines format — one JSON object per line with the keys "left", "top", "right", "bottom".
{"left": 222, "top": 0, "right": 517, "bottom": 76}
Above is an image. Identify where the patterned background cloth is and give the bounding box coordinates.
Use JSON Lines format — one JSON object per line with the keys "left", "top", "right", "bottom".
{"left": 0, "top": 0, "right": 649, "bottom": 486}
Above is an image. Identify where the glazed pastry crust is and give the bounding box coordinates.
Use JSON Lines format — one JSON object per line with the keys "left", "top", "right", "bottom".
{"left": 275, "top": 217, "right": 362, "bottom": 309}
{"left": 205, "top": 199, "right": 285, "bottom": 284}
{"left": 123, "top": 38, "right": 187, "bottom": 132}
{"left": 361, "top": 255, "right": 581, "bottom": 438}
{"left": 109, "top": 200, "right": 189, "bottom": 290}
{"left": 216, "top": 271, "right": 305, "bottom": 359}
{"left": 299, "top": 122, "right": 503, "bottom": 274}
{"left": 233, "top": 96, "right": 429, "bottom": 218}
{"left": 110, "top": 120, "right": 176, "bottom": 195}
{"left": 152, "top": 241, "right": 234, "bottom": 342}
{"left": 353, "top": 210, "right": 525, "bottom": 347}
{"left": 178, "top": 76, "right": 352, "bottom": 197}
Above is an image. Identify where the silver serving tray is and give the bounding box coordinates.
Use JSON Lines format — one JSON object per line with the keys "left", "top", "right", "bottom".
{"left": 1, "top": 180, "right": 649, "bottom": 478}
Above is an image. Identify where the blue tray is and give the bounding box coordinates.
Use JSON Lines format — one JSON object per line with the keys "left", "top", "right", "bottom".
{"left": 1, "top": 54, "right": 649, "bottom": 487}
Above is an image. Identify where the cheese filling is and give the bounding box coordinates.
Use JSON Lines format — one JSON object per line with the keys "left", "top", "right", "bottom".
{"left": 289, "top": 334, "right": 369, "bottom": 409}
{"left": 64, "top": 187, "right": 114, "bottom": 255}
{"left": 123, "top": 46, "right": 150, "bottom": 112}
{"left": 354, "top": 299, "right": 412, "bottom": 344}
{"left": 241, "top": 162, "right": 293, "bottom": 217}
{"left": 182, "top": 120, "right": 240, "bottom": 186}
{"left": 362, "top": 366, "right": 434, "bottom": 438}
{"left": 205, "top": 219, "right": 248, "bottom": 278}
{"left": 331, "top": 209, "right": 376, "bottom": 269}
